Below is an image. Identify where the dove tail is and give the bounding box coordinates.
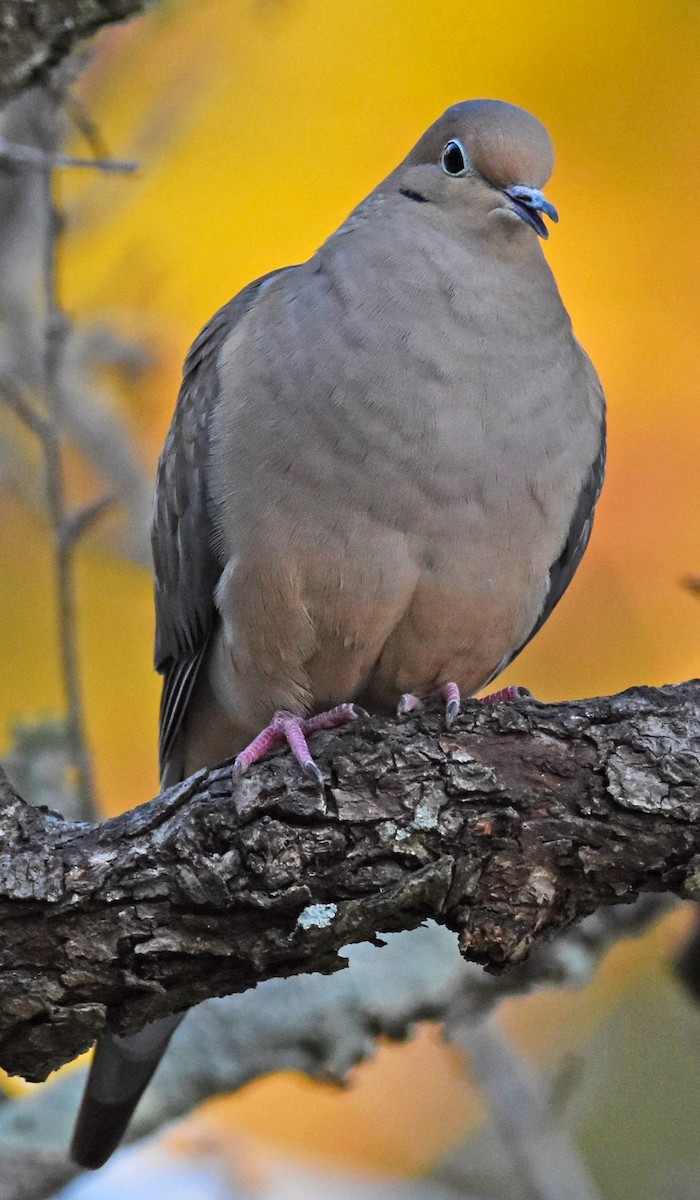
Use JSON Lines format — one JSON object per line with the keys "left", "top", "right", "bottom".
{"left": 70, "top": 1011, "right": 184, "bottom": 1169}
{"left": 71, "top": 754, "right": 187, "bottom": 1170}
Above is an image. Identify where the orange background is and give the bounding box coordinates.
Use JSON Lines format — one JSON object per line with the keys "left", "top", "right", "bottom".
{"left": 1, "top": 0, "right": 699, "bottom": 1188}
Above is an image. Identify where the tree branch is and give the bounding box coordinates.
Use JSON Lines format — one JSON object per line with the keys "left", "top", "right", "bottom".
{"left": 0, "top": 1, "right": 151, "bottom": 104}
{"left": 0, "top": 681, "right": 698, "bottom": 1084}
{"left": 39, "top": 127, "right": 97, "bottom": 820}
{"left": 0, "top": 906, "right": 670, "bottom": 1200}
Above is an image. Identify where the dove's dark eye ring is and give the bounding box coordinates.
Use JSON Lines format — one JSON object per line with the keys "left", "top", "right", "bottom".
{"left": 440, "top": 139, "right": 468, "bottom": 177}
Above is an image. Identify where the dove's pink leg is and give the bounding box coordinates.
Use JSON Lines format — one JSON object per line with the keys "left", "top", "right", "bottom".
{"left": 234, "top": 684, "right": 534, "bottom": 781}
{"left": 478, "top": 685, "right": 532, "bottom": 705}
{"left": 233, "top": 703, "right": 363, "bottom": 782}
{"left": 397, "top": 682, "right": 532, "bottom": 728}
{"left": 397, "top": 681, "right": 462, "bottom": 728}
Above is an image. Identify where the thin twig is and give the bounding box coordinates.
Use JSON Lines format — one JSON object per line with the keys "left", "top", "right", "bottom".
{"left": 39, "top": 158, "right": 95, "bottom": 821}
{"left": 0, "top": 136, "right": 137, "bottom": 174}
{"left": 0, "top": 378, "right": 48, "bottom": 439}
{"left": 61, "top": 492, "right": 117, "bottom": 550}
{"left": 62, "top": 88, "right": 111, "bottom": 161}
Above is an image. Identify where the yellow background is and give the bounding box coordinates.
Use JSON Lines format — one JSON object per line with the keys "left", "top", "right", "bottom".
{"left": 1, "top": 0, "right": 699, "bottom": 1186}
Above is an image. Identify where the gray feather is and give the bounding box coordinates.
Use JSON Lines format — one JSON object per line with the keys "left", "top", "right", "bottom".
{"left": 152, "top": 269, "right": 287, "bottom": 772}
{"left": 507, "top": 415, "right": 606, "bottom": 669}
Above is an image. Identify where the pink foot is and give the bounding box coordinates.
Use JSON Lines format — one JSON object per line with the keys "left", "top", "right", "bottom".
{"left": 478, "top": 685, "right": 533, "bottom": 706}
{"left": 233, "top": 704, "right": 363, "bottom": 783}
{"left": 397, "top": 683, "right": 533, "bottom": 727}
{"left": 397, "top": 682, "right": 461, "bottom": 729}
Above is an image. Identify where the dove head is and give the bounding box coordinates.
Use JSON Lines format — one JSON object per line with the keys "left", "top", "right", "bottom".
{"left": 392, "top": 99, "right": 558, "bottom": 242}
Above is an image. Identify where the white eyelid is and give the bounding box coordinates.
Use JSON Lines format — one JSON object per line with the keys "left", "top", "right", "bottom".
{"left": 440, "top": 138, "right": 469, "bottom": 177}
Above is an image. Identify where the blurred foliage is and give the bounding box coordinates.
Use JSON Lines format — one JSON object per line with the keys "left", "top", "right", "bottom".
{"left": 3, "top": 716, "right": 78, "bottom": 817}
{"left": 1, "top": 0, "right": 699, "bottom": 1195}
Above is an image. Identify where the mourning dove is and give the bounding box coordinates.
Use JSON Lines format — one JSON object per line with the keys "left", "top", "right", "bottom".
{"left": 71, "top": 98, "right": 605, "bottom": 1168}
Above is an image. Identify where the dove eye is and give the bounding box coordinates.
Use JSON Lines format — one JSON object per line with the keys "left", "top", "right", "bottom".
{"left": 440, "top": 139, "right": 468, "bottom": 177}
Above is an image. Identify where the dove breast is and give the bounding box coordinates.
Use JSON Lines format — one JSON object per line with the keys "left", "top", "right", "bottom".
{"left": 206, "top": 193, "right": 603, "bottom": 729}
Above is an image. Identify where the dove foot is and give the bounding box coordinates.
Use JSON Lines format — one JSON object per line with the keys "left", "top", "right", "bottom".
{"left": 397, "top": 682, "right": 533, "bottom": 727}
{"left": 397, "top": 682, "right": 461, "bottom": 729}
{"left": 233, "top": 703, "right": 363, "bottom": 781}
{"left": 478, "top": 685, "right": 533, "bottom": 705}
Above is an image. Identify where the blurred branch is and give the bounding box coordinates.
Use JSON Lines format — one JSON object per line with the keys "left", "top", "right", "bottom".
{"left": 0, "top": 134, "right": 137, "bottom": 171}
{"left": 0, "top": 681, "right": 697, "bottom": 1086}
{"left": 0, "top": 377, "right": 48, "bottom": 437}
{"left": 0, "top": 77, "right": 152, "bottom": 823}
{"left": 0, "top": 1, "right": 152, "bottom": 105}
{"left": 61, "top": 86, "right": 111, "bottom": 157}
{"left": 61, "top": 491, "right": 116, "bottom": 549}
{"left": 447, "top": 1024, "right": 601, "bottom": 1200}
{"left": 0, "top": 84, "right": 154, "bottom": 564}
{"left": 0, "top": 906, "right": 669, "bottom": 1200}
{"left": 38, "top": 116, "right": 95, "bottom": 819}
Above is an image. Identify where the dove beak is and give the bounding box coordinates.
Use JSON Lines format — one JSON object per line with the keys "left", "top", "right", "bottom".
{"left": 503, "top": 185, "right": 559, "bottom": 239}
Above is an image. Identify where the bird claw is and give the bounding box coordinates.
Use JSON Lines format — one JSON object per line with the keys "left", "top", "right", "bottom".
{"left": 302, "top": 760, "right": 324, "bottom": 785}
{"left": 396, "top": 681, "right": 533, "bottom": 726}
{"left": 397, "top": 693, "right": 424, "bottom": 717}
{"left": 233, "top": 703, "right": 361, "bottom": 780}
{"left": 439, "top": 682, "right": 461, "bottom": 728}
{"left": 478, "top": 685, "right": 533, "bottom": 705}
{"left": 397, "top": 682, "right": 461, "bottom": 728}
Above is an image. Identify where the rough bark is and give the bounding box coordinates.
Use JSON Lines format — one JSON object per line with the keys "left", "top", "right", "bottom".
{"left": 0, "top": 903, "right": 670, "bottom": 1200}
{"left": 0, "top": 681, "right": 699, "bottom": 1083}
{"left": 0, "top": 0, "right": 150, "bottom": 103}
